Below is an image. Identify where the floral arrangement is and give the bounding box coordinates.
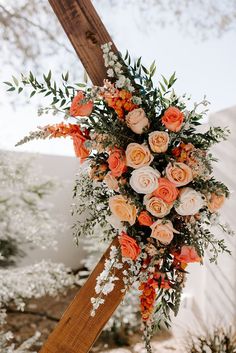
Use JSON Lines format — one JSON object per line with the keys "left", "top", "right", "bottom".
{"left": 5, "top": 42, "right": 233, "bottom": 352}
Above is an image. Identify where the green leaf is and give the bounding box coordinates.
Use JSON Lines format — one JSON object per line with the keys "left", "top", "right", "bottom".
{"left": 12, "top": 76, "right": 19, "bottom": 86}
{"left": 30, "top": 90, "right": 36, "bottom": 98}
{"left": 65, "top": 71, "right": 69, "bottom": 82}
{"left": 18, "top": 87, "right": 23, "bottom": 94}
{"left": 159, "top": 82, "right": 166, "bottom": 92}
{"left": 75, "top": 83, "right": 86, "bottom": 88}
{"left": 60, "top": 98, "right": 66, "bottom": 107}
{"left": 83, "top": 70, "right": 88, "bottom": 84}
{"left": 162, "top": 75, "right": 168, "bottom": 86}
{"left": 4, "top": 81, "right": 13, "bottom": 87}
{"left": 7, "top": 87, "right": 15, "bottom": 91}
{"left": 47, "top": 70, "right": 52, "bottom": 82}
{"left": 150, "top": 60, "right": 156, "bottom": 72}
{"left": 141, "top": 65, "right": 149, "bottom": 74}
{"left": 137, "top": 56, "right": 142, "bottom": 67}
{"left": 29, "top": 71, "right": 34, "bottom": 82}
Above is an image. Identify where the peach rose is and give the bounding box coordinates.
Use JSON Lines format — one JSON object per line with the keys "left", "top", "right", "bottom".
{"left": 129, "top": 166, "right": 160, "bottom": 194}
{"left": 119, "top": 232, "right": 141, "bottom": 260}
{"left": 70, "top": 91, "right": 93, "bottom": 117}
{"left": 162, "top": 106, "right": 184, "bottom": 132}
{"left": 109, "top": 195, "right": 137, "bottom": 225}
{"left": 175, "top": 187, "right": 205, "bottom": 216}
{"left": 108, "top": 148, "right": 127, "bottom": 177}
{"left": 126, "top": 143, "right": 153, "bottom": 169}
{"left": 175, "top": 246, "right": 201, "bottom": 263}
{"left": 125, "top": 108, "right": 150, "bottom": 134}
{"left": 207, "top": 193, "right": 225, "bottom": 213}
{"left": 104, "top": 172, "right": 119, "bottom": 191}
{"left": 144, "top": 195, "right": 171, "bottom": 218}
{"left": 151, "top": 220, "right": 179, "bottom": 245}
{"left": 138, "top": 211, "right": 153, "bottom": 226}
{"left": 153, "top": 178, "right": 179, "bottom": 204}
{"left": 166, "top": 162, "right": 193, "bottom": 187}
{"left": 148, "top": 131, "right": 169, "bottom": 153}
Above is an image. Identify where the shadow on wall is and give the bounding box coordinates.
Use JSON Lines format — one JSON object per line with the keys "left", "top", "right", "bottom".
{"left": 16, "top": 151, "right": 86, "bottom": 270}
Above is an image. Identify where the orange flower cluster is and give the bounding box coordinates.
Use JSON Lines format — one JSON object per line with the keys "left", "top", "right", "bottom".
{"left": 45, "top": 122, "right": 83, "bottom": 138}
{"left": 139, "top": 273, "right": 170, "bottom": 322}
{"left": 139, "top": 279, "right": 157, "bottom": 321}
{"left": 45, "top": 123, "right": 90, "bottom": 160}
{"left": 172, "top": 142, "right": 194, "bottom": 160}
{"left": 104, "top": 89, "right": 137, "bottom": 119}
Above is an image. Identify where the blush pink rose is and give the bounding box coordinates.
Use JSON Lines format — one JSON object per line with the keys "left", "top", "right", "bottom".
{"left": 151, "top": 220, "right": 179, "bottom": 245}
{"left": 126, "top": 108, "right": 150, "bottom": 134}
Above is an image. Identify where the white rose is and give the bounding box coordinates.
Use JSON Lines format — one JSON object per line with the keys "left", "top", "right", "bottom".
{"left": 175, "top": 187, "right": 205, "bottom": 216}
{"left": 129, "top": 166, "right": 160, "bottom": 194}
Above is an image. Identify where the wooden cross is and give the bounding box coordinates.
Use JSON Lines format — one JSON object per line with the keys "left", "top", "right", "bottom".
{"left": 40, "top": 1, "right": 126, "bottom": 352}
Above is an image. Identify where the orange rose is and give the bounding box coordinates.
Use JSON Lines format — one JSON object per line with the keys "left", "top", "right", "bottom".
{"left": 108, "top": 148, "right": 127, "bottom": 177}
{"left": 119, "top": 232, "right": 141, "bottom": 260}
{"left": 162, "top": 106, "right": 184, "bottom": 132}
{"left": 109, "top": 195, "right": 137, "bottom": 225}
{"left": 152, "top": 178, "right": 179, "bottom": 204}
{"left": 207, "top": 193, "right": 225, "bottom": 213}
{"left": 174, "top": 246, "right": 201, "bottom": 263}
{"left": 138, "top": 211, "right": 153, "bottom": 226}
{"left": 70, "top": 91, "right": 93, "bottom": 117}
{"left": 166, "top": 162, "right": 193, "bottom": 187}
{"left": 72, "top": 135, "right": 89, "bottom": 161}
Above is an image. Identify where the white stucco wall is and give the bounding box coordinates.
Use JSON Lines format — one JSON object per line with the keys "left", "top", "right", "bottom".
{"left": 16, "top": 152, "right": 87, "bottom": 270}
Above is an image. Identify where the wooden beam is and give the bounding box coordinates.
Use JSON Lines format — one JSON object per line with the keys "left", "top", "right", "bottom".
{"left": 39, "top": 237, "right": 126, "bottom": 353}
{"left": 48, "top": 0, "right": 118, "bottom": 86}
{"left": 39, "top": 2, "right": 126, "bottom": 352}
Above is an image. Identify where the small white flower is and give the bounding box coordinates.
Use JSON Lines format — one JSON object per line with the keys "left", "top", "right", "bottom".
{"left": 107, "top": 68, "right": 114, "bottom": 77}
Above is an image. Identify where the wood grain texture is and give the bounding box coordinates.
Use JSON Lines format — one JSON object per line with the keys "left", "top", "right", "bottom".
{"left": 40, "top": 2, "right": 125, "bottom": 352}
{"left": 39, "top": 237, "right": 126, "bottom": 353}
{"left": 48, "top": 0, "right": 118, "bottom": 86}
